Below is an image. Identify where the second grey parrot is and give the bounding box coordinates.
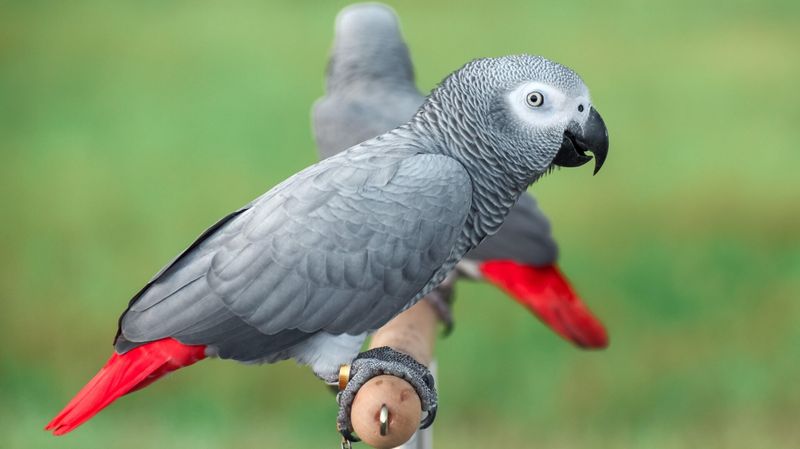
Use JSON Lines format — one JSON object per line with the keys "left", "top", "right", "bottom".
{"left": 47, "top": 49, "right": 609, "bottom": 438}
{"left": 313, "top": 3, "right": 608, "bottom": 347}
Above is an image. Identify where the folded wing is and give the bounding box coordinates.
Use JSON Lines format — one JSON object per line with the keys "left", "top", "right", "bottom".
{"left": 116, "top": 147, "right": 473, "bottom": 363}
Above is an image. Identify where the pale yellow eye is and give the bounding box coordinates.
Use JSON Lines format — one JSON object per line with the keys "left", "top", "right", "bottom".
{"left": 525, "top": 91, "right": 544, "bottom": 107}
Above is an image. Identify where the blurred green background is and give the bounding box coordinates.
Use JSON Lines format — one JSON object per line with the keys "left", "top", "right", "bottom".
{"left": 1, "top": 0, "right": 798, "bottom": 448}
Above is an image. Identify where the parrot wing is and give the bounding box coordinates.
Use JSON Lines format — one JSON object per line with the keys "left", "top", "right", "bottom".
{"left": 117, "top": 146, "right": 472, "bottom": 359}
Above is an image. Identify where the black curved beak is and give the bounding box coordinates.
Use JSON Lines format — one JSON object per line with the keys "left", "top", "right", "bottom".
{"left": 552, "top": 107, "right": 609, "bottom": 175}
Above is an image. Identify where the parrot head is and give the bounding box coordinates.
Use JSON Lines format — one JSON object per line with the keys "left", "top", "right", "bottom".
{"left": 422, "top": 54, "right": 609, "bottom": 180}
{"left": 326, "top": 3, "right": 414, "bottom": 90}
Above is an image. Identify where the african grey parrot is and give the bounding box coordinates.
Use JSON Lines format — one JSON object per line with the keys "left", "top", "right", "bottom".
{"left": 46, "top": 51, "right": 609, "bottom": 438}
{"left": 313, "top": 3, "right": 608, "bottom": 347}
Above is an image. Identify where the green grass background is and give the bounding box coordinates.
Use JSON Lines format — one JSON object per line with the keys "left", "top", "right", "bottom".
{"left": 1, "top": 0, "right": 799, "bottom": 447}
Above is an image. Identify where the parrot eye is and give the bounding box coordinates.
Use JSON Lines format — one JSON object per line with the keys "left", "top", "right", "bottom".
{"left": 525, "top": 91, "right": 544, "bottom": 108}
{"left": 578, "top": 104, "right": 585, "bottom": 112}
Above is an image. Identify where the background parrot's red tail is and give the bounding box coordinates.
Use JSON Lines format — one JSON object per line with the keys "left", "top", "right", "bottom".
{"left": 45, "top": 338, "right": 206, "bottom": 436}
{"left": 479, "top": 261, "right": 609, "bottom": 349}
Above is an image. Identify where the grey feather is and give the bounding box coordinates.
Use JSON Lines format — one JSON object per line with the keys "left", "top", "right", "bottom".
{"left": 118, "top": 145, "right": 472, "bottom": 371}
{"left": 312, "top": 4, "right": 558, "bottom": 272}
{"left": 313, "top": 4, "right": 421, "bottom": 158}
{"left": 464, "top": 193, "right": 557, "bottom": 265}
{"left": 114, "top": 11, "right": 599, "bottom": 382}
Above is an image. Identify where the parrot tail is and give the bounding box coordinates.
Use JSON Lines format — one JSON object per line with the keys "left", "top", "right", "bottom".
{"left": 479, "top": 261, "right": 609, "bottom": 349}
{"left": 45, "top": 338, "right": 206, "bottom": 436}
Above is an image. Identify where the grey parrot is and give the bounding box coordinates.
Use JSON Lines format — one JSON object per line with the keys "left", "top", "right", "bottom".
{"left": 313, "top": 3, "right": 608, "bottom": 347}
{"left": 46, "top": 49, "right": 609, "bottom": 438}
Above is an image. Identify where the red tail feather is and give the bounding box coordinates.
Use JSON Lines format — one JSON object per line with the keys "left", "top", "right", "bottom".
{"left": 45, "top": 338, "right": 206, "bottom": 435}
{"left": 480, "top": 261, "right": 608, "bottom": 349}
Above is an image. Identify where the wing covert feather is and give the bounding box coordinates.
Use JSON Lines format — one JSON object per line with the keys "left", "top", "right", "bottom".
{"left": 118, "top": 148, "right": 472, "bottom": 353}
{"left": 210, "top": 151, "right": 472, "bottom": 335}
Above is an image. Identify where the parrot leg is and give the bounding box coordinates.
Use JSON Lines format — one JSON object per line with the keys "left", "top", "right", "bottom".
{"left": 336, "top": 346, "right": 437, "bottom": 443}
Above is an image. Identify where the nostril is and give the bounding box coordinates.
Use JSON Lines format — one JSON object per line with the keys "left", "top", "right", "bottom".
{"left": 578, "top": 104, "right": 585, "bottom": 112}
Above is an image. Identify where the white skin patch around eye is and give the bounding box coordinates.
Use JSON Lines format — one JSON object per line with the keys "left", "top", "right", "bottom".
{"left": 507, "top": 82, "right": 588, "bottom": 129}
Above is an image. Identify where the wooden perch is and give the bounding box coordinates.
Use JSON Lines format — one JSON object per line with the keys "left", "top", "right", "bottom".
{"left": 349, "top": 299, "right": 439, "bottom": 449}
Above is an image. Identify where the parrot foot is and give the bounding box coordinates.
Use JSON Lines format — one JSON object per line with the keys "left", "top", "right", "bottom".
{"left": 423, "top": 270, "right": 457, "bottom": 336}
{"left": 424, "top": 284, "right": 454, "bottom": 336}
{"left": 336, "top": 346, "right": 437, "bottom": 443}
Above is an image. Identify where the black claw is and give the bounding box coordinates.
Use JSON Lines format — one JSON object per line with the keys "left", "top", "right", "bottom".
{"left": 424, "top": 373, "right": 435, "bottom": 388}
{"left": 420, "top": 404, "right": 437, "bottom": 430}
